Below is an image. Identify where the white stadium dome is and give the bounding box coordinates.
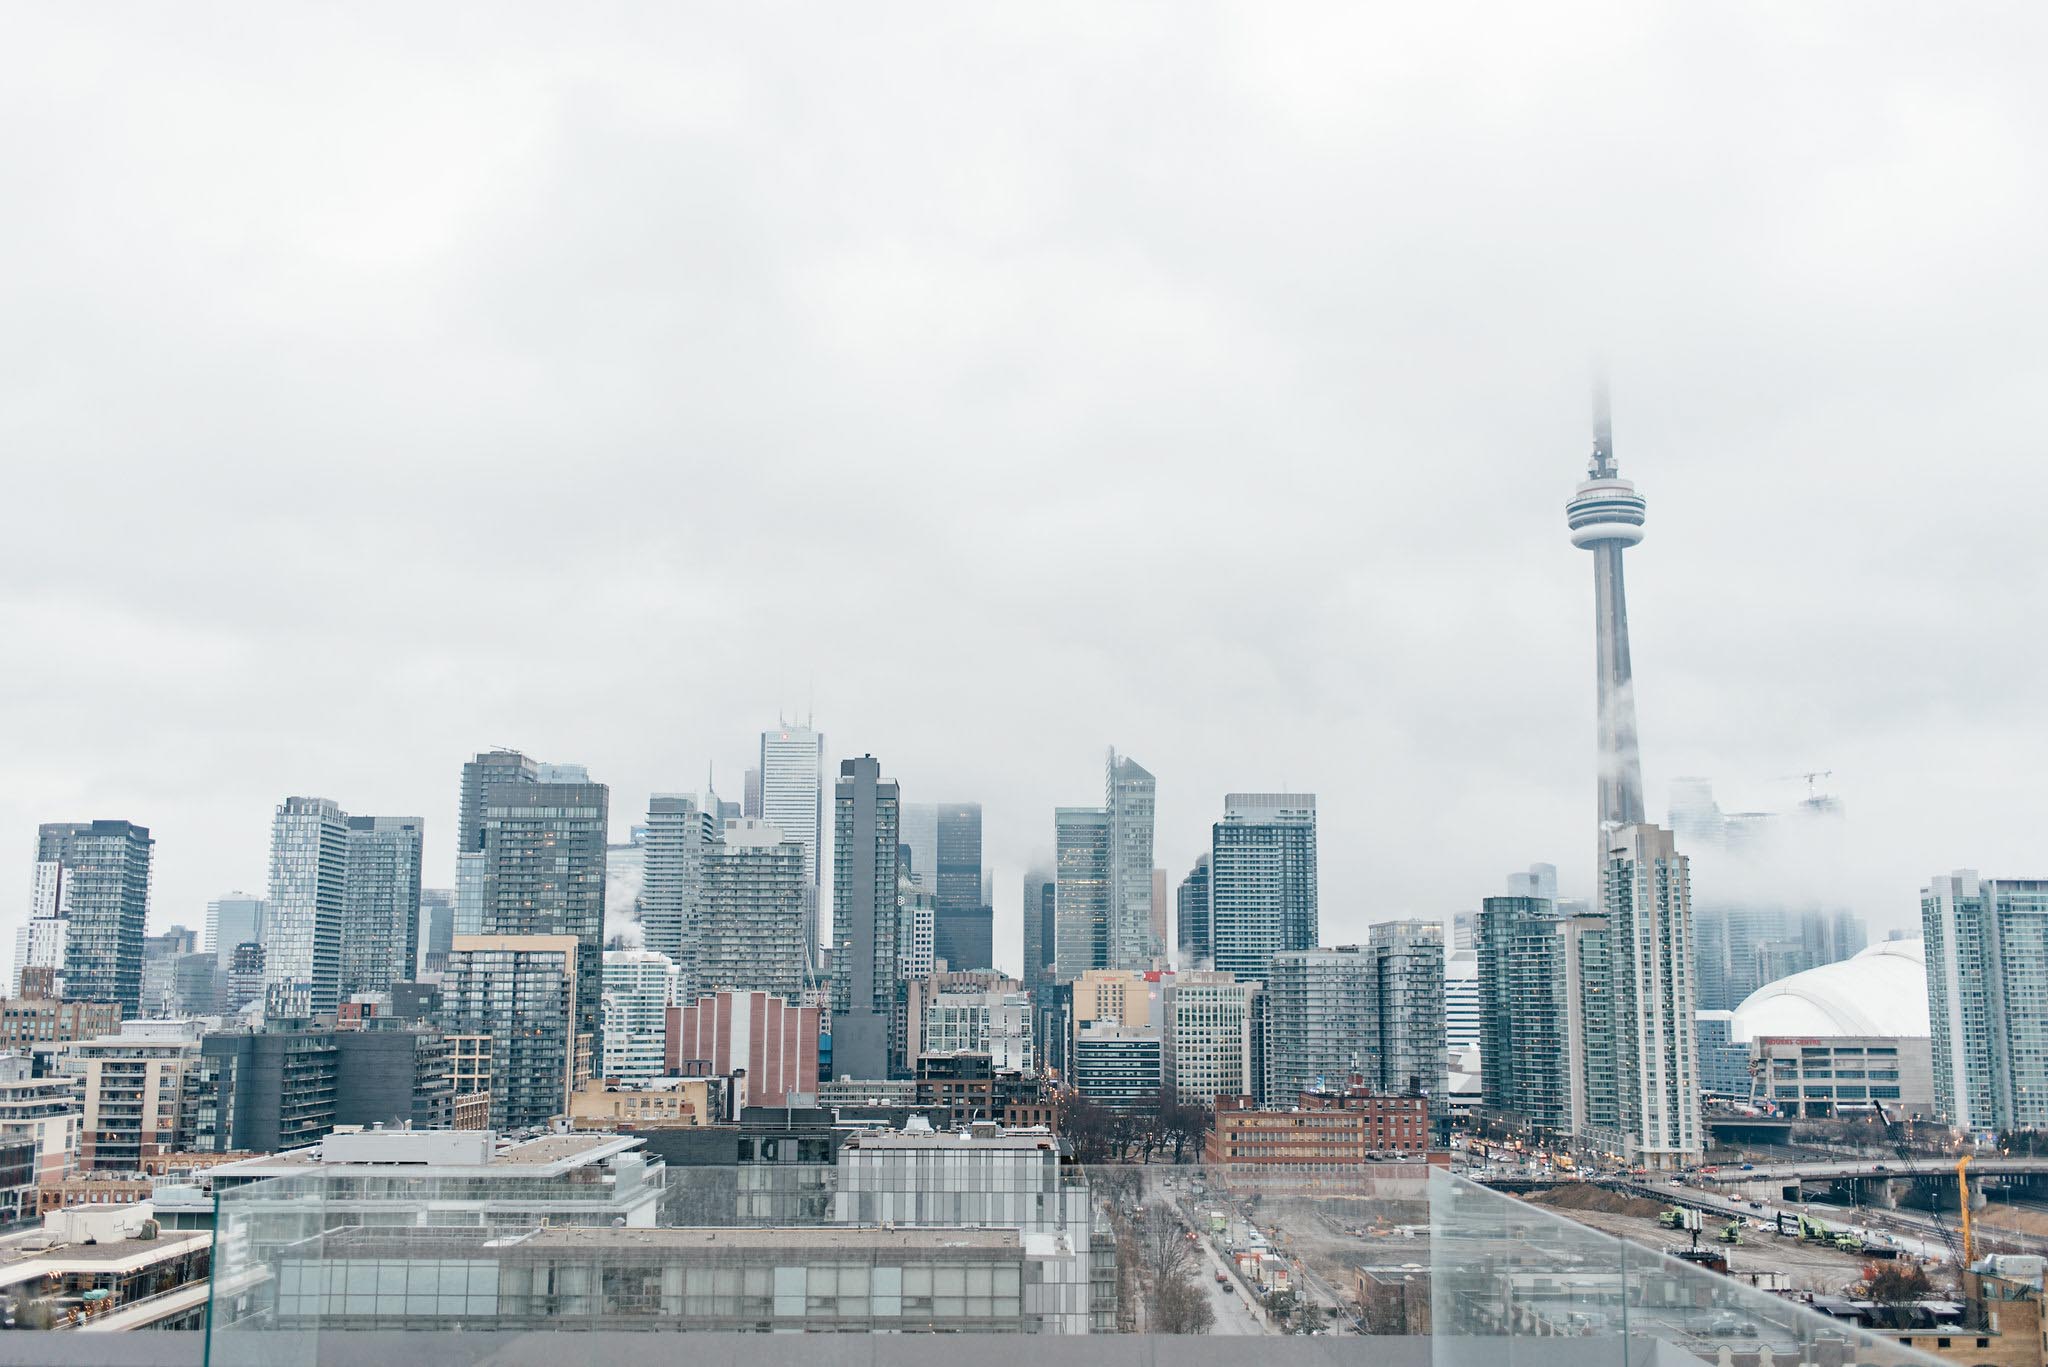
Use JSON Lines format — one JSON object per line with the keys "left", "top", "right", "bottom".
{"left": 1727, "top": 938, "right": 1930, "bottom": 1042}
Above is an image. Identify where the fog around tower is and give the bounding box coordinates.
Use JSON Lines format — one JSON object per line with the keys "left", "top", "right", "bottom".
{"left": 2, "top": 6, "right": 2043, "bottom": 972}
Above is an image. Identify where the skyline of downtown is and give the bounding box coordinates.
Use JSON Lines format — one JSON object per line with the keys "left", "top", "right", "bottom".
{"left": 6, "top": 7, "right": 2044, "bottom": 973}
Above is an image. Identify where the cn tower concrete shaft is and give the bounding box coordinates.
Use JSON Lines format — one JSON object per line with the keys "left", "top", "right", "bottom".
{"left": 1566, "top": 392, "right": 1650, "bottom": 833}
{"left": 1592, "top": 538, "right": 1645, "bottom": 828}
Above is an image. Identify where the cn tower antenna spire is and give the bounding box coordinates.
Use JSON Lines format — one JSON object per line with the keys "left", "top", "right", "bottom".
{"left": 1591, "top": 375, "right": 1617, "bottom": 479}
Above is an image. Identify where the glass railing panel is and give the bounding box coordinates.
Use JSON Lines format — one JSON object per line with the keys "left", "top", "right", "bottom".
{"left": 195, "top": 1153, "right": 1951, "bottom": 1365}
{"left": 1427, "top": 1168, "right": 1946, "bottom": 1367}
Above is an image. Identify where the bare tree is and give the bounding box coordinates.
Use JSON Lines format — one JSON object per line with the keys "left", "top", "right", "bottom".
{"left": 1152, "top": 1270, "right": 1216, "bottom": 1334}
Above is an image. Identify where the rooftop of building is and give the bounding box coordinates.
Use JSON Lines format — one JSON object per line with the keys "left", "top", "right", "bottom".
{"left": 206, "top": 1129, "right": 648, "bottom": 1180}
{"left": 0, "top": 1207, "right": 211, "bottom": 1285}
{"left": 1730, "top": 938, "right": 1930, "bottom": 1041}
{"left": 523, "top": 1225, "right": 1023, "bottom": 1252}
{"left": 840, "top": 1121, "right": 1058, "bottom": 1150}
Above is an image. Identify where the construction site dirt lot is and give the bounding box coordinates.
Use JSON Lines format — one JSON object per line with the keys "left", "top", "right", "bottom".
{"left": 1525, "top": 1188, "right": 1874, "bottom": 1293}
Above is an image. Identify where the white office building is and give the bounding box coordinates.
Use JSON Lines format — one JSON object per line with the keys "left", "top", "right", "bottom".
{"left": 1161, "top": 971, "right": 1256, "bottom": 1107}
{"left": 601, "top": 950, "right": 678, "bottom": 1083}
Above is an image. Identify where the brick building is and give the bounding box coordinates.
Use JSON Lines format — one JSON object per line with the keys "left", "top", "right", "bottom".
{"left": 1204, "top": 1081, "right": 1427, "bottom": 1165}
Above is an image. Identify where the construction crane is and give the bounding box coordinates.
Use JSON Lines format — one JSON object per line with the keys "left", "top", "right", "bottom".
{"left": 1958, "top": 1155, "right": 1975, "bottom": 1268}
{"left": 1871, "top": 1100, "right": 1962, "bottom": 1264}
{"left": 1778, "top": 770, "right": 1835, "bottom": 799}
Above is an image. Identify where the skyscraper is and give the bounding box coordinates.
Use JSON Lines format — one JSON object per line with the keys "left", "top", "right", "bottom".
{"left": 742, "top": 768, "right": 762, "bottom": 820}
{"left": 696, "top": 821, "right": 809, "bottom": 1002}
{"left": 341, "top": 815, "right": 424, "bottom": 998}
{"left": 264, "top": 798, "right": 351, "bottom": 1016}
{"left": 205, "top": 893, "right": 266, "bottom": 971}
{"left": 32, "top": 822, "right": 152, "bottom": 1016}
{"left": 898, "top": 804, "right": 939, "bottom": 890}
{"left": 1208, "top": 794, "right": 1318, "bottom": 982}
{"left": 441, "top": 934, "right": 585, "bottom": 1130}
{"left": 1175, "top": 855, "right": 1211, "bottom": 967}
{"left": 1020, "top": 867, "right": 1056, "bottom": 997}
{"left": 601, "top": 949, "right": 678, "bottom": 1083}
{"left": 1366, "top": 920, "right": 1447, "bottom": 1098}
{"left": 16, "top": 859, "right": 72, "bottom": 1000}
{"left": 641, "top": 794, "right": 720, "bottom": 990}
{"left": 1595, "top": 824, "right": 1700, "bottom": 1165}
{"left": 1923, "top": 871, "right": 2048, "bottom": 1132}
{"left": 1052, "top": 808, "right": 1110, "bottom": 982}
{"left": 759, "top": 722, "right": 825, "bottom": 886}
{"left": 1105, "top": 750, "right": 1158, "bottom": 968}
{"left": 458, "top": 750, "right": 538, "bottom": 853}
{"left": 831, "top": 756, "right": 900, "bottom": 1080}
{"left": 1264, "top": 947, "right": 1378, "bottom": 1104}
{"left": 1566, "top": 385, "right": 1649, "bottom": 835}
{"left": 932, "top": 802, "right": 990, "bottom": 971}
{"left": 418, "top": 888, "right": 454, "bottom": 974}
{"left": 479, "top": 780, "right": 610, "bottom": 1061}
{"left": 1476, "top": 895, "right": 1586, "bottom": 1133}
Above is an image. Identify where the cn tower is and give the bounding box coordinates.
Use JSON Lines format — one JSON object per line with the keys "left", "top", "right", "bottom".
{"left": 1567, "top": 385, "right": 1649, "bottom": 832}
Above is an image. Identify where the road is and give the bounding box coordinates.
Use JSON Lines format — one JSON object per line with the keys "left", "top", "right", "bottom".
{"left": 1140, "top": 1183, "right": 1278, "bottom": 1336}
{"left": 1626, "top": 1174, "right": 1981, "bottom": 1262}
{"left": 1194, "top": 1236, "right": 1269, "bottom": 1335}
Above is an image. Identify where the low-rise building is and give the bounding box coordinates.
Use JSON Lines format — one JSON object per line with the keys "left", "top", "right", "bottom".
{"left": 0, "top": 997, "right": 120, "bottom": 1055}
{"left": 832, "top": 1122, "right": 1102, "bottom": 1333}
{"left": 1071, "top": 1024, "right": 1161, "bottom": 1112}
{"left": 269, "top": 1224, "right": 1038, "bottom": 1333}
{"left": 1205, "top": 1083, "right": 1429, "bottom": 1165}
{"left": 36, "top": 1171, "right": 153, "bottom": 1215}
{"left": 567, "top": 1076, "right": 722, "bottom": 1131}
{"left": 0, "top": 1203, "right": 214, "bottom": 1330}
{"left": 913, "top": 1053, "right": 1054, "bottom": 1127}
{"left": 206, "top": 1128, "right": 663, "bottom": 1235}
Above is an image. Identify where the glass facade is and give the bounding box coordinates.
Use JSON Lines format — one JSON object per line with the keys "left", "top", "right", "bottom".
{"left": 1208, "top": 794, "right": 1317, "bottom": 982}
{"left": 1925, "top": 873, "right": 2048, "bottom": 1131}
{"left": 38, "top": 819, "right": 153, "bottom": 1018}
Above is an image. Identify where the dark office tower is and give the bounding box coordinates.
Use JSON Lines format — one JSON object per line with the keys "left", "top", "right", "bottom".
{"left": 480, "top": 781, "right": 610, "bottom": 1059}
{"left": 265, "top": 798, "right": 351, "bottom": 1016}
{"left": 831, "top": 756, "right": 900, "bottom": 1080}
{"left": 1020, "top": 868, "right": 1056, "bottom": 996}
{"left": 342, "top": 816, "right": 424, "bottom": 998}
{"left": 36, "top": 821, "right": 152, "bottom": 1017}
{"left": 743, "top": 768, "right": 762, "bottom": 820}
{"left": 1209, "top": 795, "right": 1319, "bottom": 982}
{"left": 458, "top": 749, "right": 538, "bottom": 854}
{"left": 1176, "top": 854, "right": 1212, "bottom": 967}
{"left": 932, "top": 803, "right": 991, "bottom": 971}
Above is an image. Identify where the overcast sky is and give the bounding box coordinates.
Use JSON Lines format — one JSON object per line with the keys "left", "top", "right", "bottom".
{"left": 4, "top": 4, "right": 2043, "bottom": 976}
